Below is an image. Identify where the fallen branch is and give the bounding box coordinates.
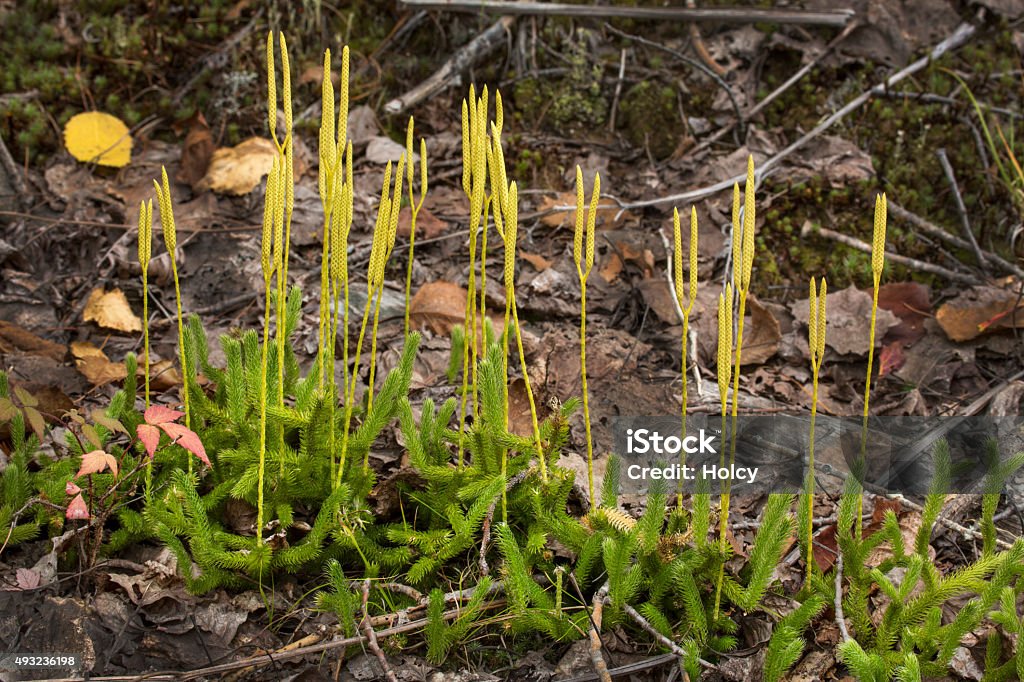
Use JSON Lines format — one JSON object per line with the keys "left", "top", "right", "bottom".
{"left": 400, "top": 0, "right": 854, "bottom": 26}
{"left": 623, "top": 602, "right": 717, "bottom": 673}
{"left": 618, "top": 21, "right": 978, "bottom": 212}
{"left": 587, "top": 582, "right": 613, "bottom": 682}
{"left": 361, "top": 579, "right": 399, "bottom": 682}
{"left": 803, "top": 222, "right": 982, "bottom": 285}
{"left": 384, "top": 16, "right": 514, "bottom": 114}
{"left": 936, "top": 147, "right": 988, "bottom": 274}
{"left": 888, "top": 201, "right": 1024, "bottom": 279}
{"left": 834, "top": 554, "right": 851, "bottom": 643}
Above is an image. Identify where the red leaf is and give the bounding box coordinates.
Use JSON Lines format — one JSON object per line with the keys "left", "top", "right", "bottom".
{"left": 65, "top": 481, "right": 82, "bottom": 496}
{"left": 76, "top": 449, "right": 119, "bottom": 478}
{"left": 144, "top": 404, "right": 185, "bottom": 425}
{"left": 136, "top": 423, "right": 162, "bottom": 458}
{"left": 66, "top": 493, "right": 90, "bottom": 520}
{"left": 160, "top": 422, "right": 210, "bottom": 467}
{"left": 16, "top": 568, "right": 41, "bottom": 590}
{"left": 878, "top": 341, "right": 906, "bottom": 378}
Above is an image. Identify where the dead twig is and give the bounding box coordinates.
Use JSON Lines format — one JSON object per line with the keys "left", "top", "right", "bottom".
{"left": 384, "top": 16, "right": 514, "bottom": 114}
{"left": 936, "top": 148, "right": 988, "bottom": 275}
{"left": 686, "top": 0, "right": 727, "bottom": 77}
{"left": 834, "top": 554, "right": 851, "bottom": 643}
{"left": 400, "top": 1, "right": 854, "bottom": 26}
{"left": 888, "top": 201, "right": 1024, "bottom": 279}
{"left": 623, "top": 603, "right": 717, "bottom": 674}
{"left": 587, "top": 582, "right": 613, "bottom": 682}
{"left": 361, "top": 579, "right": 399, "bottom": 682}
{"left": 619, "top": 21, "right": 978, "bottom": 212}
{"left": 803, "top": 222, "right": 982, "bottom": 285}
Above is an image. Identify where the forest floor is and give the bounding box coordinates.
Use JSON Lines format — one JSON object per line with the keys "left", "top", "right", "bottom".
{"left": 1, "top": 0, "right": 1024, "bottom": 680}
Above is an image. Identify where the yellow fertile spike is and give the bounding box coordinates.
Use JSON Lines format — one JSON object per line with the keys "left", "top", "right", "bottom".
{"left": 329, "top": 175, "right": 344, "bottom": 283}
{"left": 490, "top": 123, "right": 508, "bottom": 214}
{"left": 280, "top": 35, "right": 292, "bottom": 133}
{"left": 809, "top": 278, "right": 819, "bottom": 358}
{"left": 156, "top": 167, "right": 176, "bottom": 252}
{"left": 338, "top": 46, "right": 350, "bottom": 154}
{"left": 138, "top": 200, "right": 151, "bottom": 269}
{"left": 495, "top": 90, "right": 503, "bottom": 135}
{"left": 266, "top": 32, "right": 276, "bottom": 142}
{"left": 388, "top": 155, "right": 406, "bottom": 254}
{"left": 742, "top": 155, "right": 756, "bottom": 290}
{"left": 368, "top": 162, "right": 394, "bottom": 291}
{"left": 406, "top": 117, "right": 415, "bottom": 192}
{"left": 717, "top": 284, "right": 733, "bottom": 405}
{"left": 461, "top": 99, "right": 470, "bottom": 196}
{"left": 261, "top": 157, "right": 279, "bottom": 279}
{"left": 419, "top": 138, "right": 427, "bottom": 200}
{"left": 688, "top": 206, "right": 698, "bottom": 309}
{"left": 586, "top": 174, "right": 599, "bottom": 273}
{"left": 344, "top": 141, "right": 353, "bottom": 229}
{"left": 731, "top": 183, "right": 741, "bottom": 290}
{"left": 574, "top": 166, "right": 585, "bottom": 268}
{"left": 319, "top": 49, "right": 336, "bottom": 206}
{"left": 816, "top": 279, "right": 827, "bottom": 359}
{"left": 672, "top": 208, "right": 683, "bottom": 306}
{"left": 872, "top": 193, "right": 887, "bottom": 279}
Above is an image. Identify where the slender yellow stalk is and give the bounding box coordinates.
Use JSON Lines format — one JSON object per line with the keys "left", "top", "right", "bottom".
{"left": 672, "top": 206, "right": 698, "bottom": 510}
{"left": 153, "top": 168, "right": 191, "bottom": 473}
{"left": 508, "top": 182, "right": 545, "bottom": 481}
{"left": 712, "top": 283, "right": 733, "bottom": 620}
{"left": 330, "top": 142, "right": 353, "bottom": 487}
{"left": 573, "top": 166, "right": 600, "bottom": 505}
{"left": 857, "top": 193, "right": 887, "bottom": 540}
{"left": 137, "top": 198, "right": 153, "bottom": 501}
{"left": 367, "top": 154, "right": 405, "bottom": 419}
{"left": 404, "top": 118, "right": 428, "bottom": 340}
{"left": 257, "top": 155, "right": 282, "bottom": 546}
{"left": 275, "top": 33, "right": 295, "bottom": 478}
{"left": 715, "top": 155, "right": 757, "bottom": 621}
{"left": 806, "top": 277, "right": 826, "bottom": 583}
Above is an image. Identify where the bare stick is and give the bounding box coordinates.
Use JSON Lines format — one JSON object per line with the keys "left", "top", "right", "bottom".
{"left": 889, "top": 201, "right": 1024, "bottom": 279}
{"left": 936, "top": 148, "right": 988, "bottom": 274}
{"left": 400, "top": 0, "right": 854, "bottom": 26}
{"left": 384, "top": 16, "right": 514, "bottom": 114}
{"left": 587, "top": 582, "right": 613, "bottom": 682}
{"left": 835, "top": 554, "right": 851, "bottom": 643}
{"left": 361, "top": 579, "right": 400, "bottom": 682}
{"left": 803, "top": 222, "right": 981, "bottom": 285}
{"left": 623, "top": 603, "right": 717, "bottom": 671}
{"left": 618, "top": 22, "right": 978, "bottom": 211}
{"left": 607, "top": 48, "right": 628, "bottom": 132}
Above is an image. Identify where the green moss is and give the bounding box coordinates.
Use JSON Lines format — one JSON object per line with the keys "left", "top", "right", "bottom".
{"left": 619, "top": 80, "right": 683, "bottom": 160}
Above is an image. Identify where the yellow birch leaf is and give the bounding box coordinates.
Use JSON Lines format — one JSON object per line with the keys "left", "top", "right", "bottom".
{"left": 83, "top": 288, "right": 142, "bottom": 334}
{"left": 63, "top": 112, "right": 132, "bottom": 168}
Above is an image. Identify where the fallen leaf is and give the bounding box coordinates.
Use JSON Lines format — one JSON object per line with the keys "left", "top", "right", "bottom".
{"left": 877, "top": 341, "right": 906, "bottom": 378}
{"left": 637, "top": 278, "right": 680, "bottom": 324}
{"left": 76, "top": 449, "right": 119, "bottom": 478}
{"left": 878, "top": 282, "right": 931, "bottom": 346}
{"left": 598, "top": 252, "right": 623, "bottom": 283}
{"left": 70, "top": 341, "right": 128, "bottom": 386}
{"left": 83, "top": 288, "right": 142, "bottom": 334}
{"left": 16, "top": 567, "right": 41, "bottom": 590}
{"left": 812, "top": 523, "right": 838, "bottom": 572}
{"left": 65, "top": 493, "right": 90, "bottom": 520}
{"left": 175, "top": 112, "right": 215, "bottom": 187}
{"left": 409, "top": 281, "right": 468, "bottom": 336}
{"left": 0, "top": 321, "right": 65, "bottom": 361}
{"left": 196, "top": 137, "right": 278, "bottom": 196}
{"left": 63, "top": 111, "right": 132, "bottom": 168}
{"left": 519, "top": 250, "right": 552, "bottom": 272}
{"left": 792, "top": 286, "right": 900, "bottom": 356}
{"left": 397, "top": 205, "right": 447, "bottom": 239}
{"left": 149, "top": 359, "right": 183, "bottom": 390}
{"left": 365, "top": 136, "right": 411, "bottom": 164}
{"left": 935, "top": 285, "right": 1024, "bottom": 342}
{"left": 743, "top": 295, "right": 781, "bottom": 365}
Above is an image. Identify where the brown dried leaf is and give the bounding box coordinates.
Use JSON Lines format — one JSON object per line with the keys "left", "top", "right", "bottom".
{"left": 409, "top": 281, "right": 467, "bottom": 336}
{"left": 538, "top": 191, "right": 628, "bottom": 228}
{"left": 792, "top": 286, "right": 900, "bottom": 356}
{"left": 175, "top": 112, "right": 215, "bottom": 188}
{"left": 397, "top": 205, "right": 447, "bottom": 240}
{"left": 878, "top": 282, "right": 931, "bottom": 346}
{"left": 83, "top": 288, "right": 142, "bottom": 334}
{"left": 519, "top": 250, "right": 552, "bottom": 272}
{"left": 0, "top": 321, "right": 65, "bottom": 361}
{"left": 935, "top": 285, "right": 1024, "bottom": 342}
{"left": 71, "top": 341, "right": 128, "bottom": 386}
{"left": 743, "top": 295, "right": 781, "bottom": 366}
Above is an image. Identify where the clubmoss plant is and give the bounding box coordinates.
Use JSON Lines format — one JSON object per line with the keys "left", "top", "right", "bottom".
{"left": 803, "top": 277, "right": 826, "bottom": 584}
{"left": 137, "top": 199, "right": 154, "bottom": 500}
{"left": 152, "top": 167, "right": 192, "bottom": 473}
{"left": 573, "top": 165, "right": 600, "bottom": 504}
{"left": 712, "top": 281, "right": 733, "bottom": 620}
{"left": 672, "top": 205, "right": 698, "bottom": 510}
{"left": 404, "top": 116, "right": 428, "bottom": 340}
